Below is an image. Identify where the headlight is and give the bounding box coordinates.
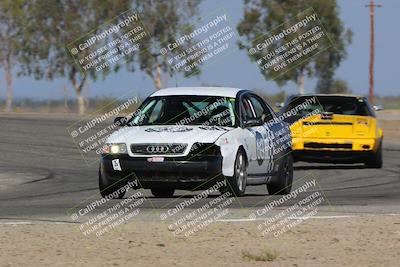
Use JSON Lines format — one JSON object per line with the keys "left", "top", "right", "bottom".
{"left": 102, "top": 143, "right": 127, "bottom": 154}
{"left": 189, "top": 143, "right": 220, "bottom": 156}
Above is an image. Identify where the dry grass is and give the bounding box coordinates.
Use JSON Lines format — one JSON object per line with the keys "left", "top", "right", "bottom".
{"left": 241, "top": 249, "right": 278, "bottom": 262}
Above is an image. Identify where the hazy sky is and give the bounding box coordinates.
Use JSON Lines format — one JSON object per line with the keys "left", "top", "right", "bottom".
{"left": 1, "top": 0, "right": 398, "bottom": 100}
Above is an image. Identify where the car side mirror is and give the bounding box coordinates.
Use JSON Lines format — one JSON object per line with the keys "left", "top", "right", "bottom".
{"left": 114, "top": 116, "right": 127, "bottom": 127}
{"left": 243, "top": 118, "right": 263, "bottom": 128}
{"left": 261, "top": 113, "right": 273, "bottom": 123}
{"left": 372, "top": 105, "right": 383, "bottom": 111}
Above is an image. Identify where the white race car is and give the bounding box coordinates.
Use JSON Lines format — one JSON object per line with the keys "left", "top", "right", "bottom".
{"left": 99, "top": 87, "right": 293, "bottom": 198}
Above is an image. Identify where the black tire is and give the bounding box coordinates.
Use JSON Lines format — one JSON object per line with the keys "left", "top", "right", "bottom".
{"left": 225, "top": 150, "right": 247, "bottom": 197}
{"left": 98, "top": 168, "right": 126, "bottom": 199}
{"left": 151, "top": 188, "right": 175, "bottom": 198}
{"left": 267, "top": 154, "right": 293, "bottom": 195}
{"left": 218, "top": 186, "right": 229, "bottom": 195}
{"left": 365, "top": 141, "right": 383, "bottom": 168}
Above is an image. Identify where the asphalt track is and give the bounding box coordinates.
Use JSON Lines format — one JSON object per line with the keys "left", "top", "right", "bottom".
{"left": 0, "top": 114, "right": 399, "bottom": 223}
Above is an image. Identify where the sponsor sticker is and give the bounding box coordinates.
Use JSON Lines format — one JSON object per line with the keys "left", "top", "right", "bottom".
{"left": 112, "top": 159, "right": 122, "bottom": 171}
{"left": 147, "top": 157, "right": 165, "bottom": 162}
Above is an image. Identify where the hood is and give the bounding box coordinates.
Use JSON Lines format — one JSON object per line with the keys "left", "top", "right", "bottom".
{"left": 292, "top": 114, "right": 375, "bottom": 139}
{"left": 107, "top": 125, "right": 230, "bottom": 147}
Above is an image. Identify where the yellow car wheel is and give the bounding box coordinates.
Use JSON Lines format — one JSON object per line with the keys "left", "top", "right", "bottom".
{"left": 365, "top": 142, "right": 383, "bottom": 168}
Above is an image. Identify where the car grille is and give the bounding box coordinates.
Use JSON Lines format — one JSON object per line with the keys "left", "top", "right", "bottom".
{"left": 130, "top": 143, "right": 187, "bottom": 155}
{"left": 304, "top": 142, "right": 352, "bottom": 149}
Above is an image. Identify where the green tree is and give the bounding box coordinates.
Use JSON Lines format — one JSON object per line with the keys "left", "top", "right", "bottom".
{"left": 0, "top": 0, "right": 27, "bottom": 112}
{"left": 327, "top": 78, "right": 351, "bottom": 94}
{"left": 18, "top": 0, "right": 131, "bottom": 114}
{"left": 237, "top": 0, "right": 352, "bottom": 94}
{"left": 16, "top": 0, "right": 202, "bottom": 115}
{"left": 130, "top": 0, "right": 202, "bottom": 90}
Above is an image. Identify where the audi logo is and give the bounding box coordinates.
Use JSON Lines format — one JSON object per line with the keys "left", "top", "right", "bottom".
{"left": 146, "top": 145, "right": 170, "bottom": 153}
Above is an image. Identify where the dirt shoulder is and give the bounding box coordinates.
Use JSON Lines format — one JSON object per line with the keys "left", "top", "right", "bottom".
{"left": 379, "top": 119, "right": 400, "bottom": 142}
{"left": 377, "top": 109, "right": 400, "bottom": 142}
{"left": 1, "top": 216, "right": 400, "bottom": 267}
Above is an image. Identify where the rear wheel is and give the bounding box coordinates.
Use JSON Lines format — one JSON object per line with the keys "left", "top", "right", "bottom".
{"left": 225, "top": 150, "right": 247, "bottom": 197}
{"left": 365, "top": 142, "right": 383, "bottom": 168}
{"left": 151, "top": 188, "right": 175, "bottom": 198}
{"left": 267, "top": 154, "right": 293, "bottom": 195}
{"left": 99, "top": 168, "right": 126, "bottom": 199}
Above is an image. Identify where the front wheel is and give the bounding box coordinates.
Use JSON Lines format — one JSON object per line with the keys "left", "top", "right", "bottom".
{"left": 150, "top": 188, "right": 175, "bottom": 198}
{"left": 99, "top": 168, "right": 126, "bottom": 199}
{"left": 365, "top": 141, "right": 383, "bottom": 168}
{"left": 267, "top": 154, "right": 293, "bottom": 195}
{"left": 225, "top": 150, "right": 247, "bottom": 197}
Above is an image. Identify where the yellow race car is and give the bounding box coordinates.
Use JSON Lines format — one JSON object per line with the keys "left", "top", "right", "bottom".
{"left": 280, "top": 94, "right": 383, "bottom": 168}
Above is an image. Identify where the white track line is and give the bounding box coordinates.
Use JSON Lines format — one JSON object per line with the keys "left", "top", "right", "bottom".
{"left": 0, "top": 221, "right": 77, "bottom": 225}
{"left": 217, "top": 215, "right": 355, "bottom": 222}
{"left": 0, "top": 222, "right": 35, "bottom": 225}
{"left": 217, "top": 213, "right": 400, "bottom": 222}
{"left": 1, "top": 214, "right": 399, "bottom": 225}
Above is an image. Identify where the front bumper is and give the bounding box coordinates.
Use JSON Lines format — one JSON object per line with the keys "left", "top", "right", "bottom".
{"left": 292, "top": 150, "right": 375, "bottom": 163}
{"left": 292, "top": 137, "right": 378, "bottom": 152}
{"left": 100, "top": 154, "right": 223, "bottom": 189}
{"left": 291, "top": 138, "right": 381, "bottom": 163}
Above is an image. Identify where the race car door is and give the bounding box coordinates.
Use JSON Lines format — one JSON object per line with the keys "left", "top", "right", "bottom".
{"left": 240, "top": 94, "right": 274, "bottom": 179}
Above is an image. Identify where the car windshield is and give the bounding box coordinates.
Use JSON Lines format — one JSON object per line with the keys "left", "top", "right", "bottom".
{"left": 282, "top": 96, "right": 374, "bottom": 123}
{"left": 127, "top": 95, "right": 236, "bottom": 127}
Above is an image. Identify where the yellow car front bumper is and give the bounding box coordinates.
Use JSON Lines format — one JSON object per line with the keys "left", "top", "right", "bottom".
{"left": 292, "top": 138, "right": 378, "bottom": 152}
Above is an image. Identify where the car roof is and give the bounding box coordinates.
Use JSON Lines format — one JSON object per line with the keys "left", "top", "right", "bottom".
{"left": 288, "top": 94, "right": 365, "bottom": 99}
{"left": 150, "top": 87, "right": 243, "bottom": 98}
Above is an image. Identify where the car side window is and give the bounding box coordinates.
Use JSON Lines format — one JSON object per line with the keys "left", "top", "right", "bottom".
{"left": 240, "top": 96, "right": 256, "bottom": 122}
{"left": 248, "top": 96, "right": 265, "bottom": 119}
{"left": 248, "top": 95, "right": 274, "bottom": 122}
{"left": 148, "top": 100, "right": 163, "bottom": 123}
